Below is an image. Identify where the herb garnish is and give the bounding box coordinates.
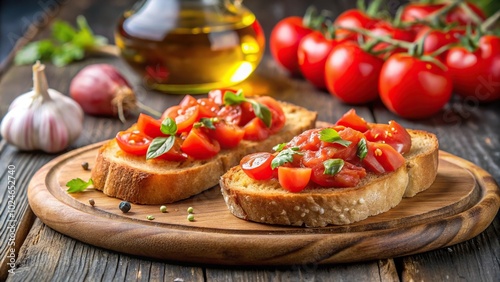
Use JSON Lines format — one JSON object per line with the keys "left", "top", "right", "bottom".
{"left": 357, "top": 139, "right": 368, "bottom": 160}
{"left": 223, "top": 90, "right": 272, "bottom": 128}
{"left": 66, "top": 178, "right": 93, "bottom": 193}
{"left": 15, "top": 16, "right": 115, "bottom": 67}
{"left": 319, "top": 128, "right": 352, "bottom": 147}
{"left": 146, "top": 117, "right": 177, "bottom": 160}
{"left": 323, "top": 159, "right": 345, "bottom": 175}
{"left": 271, "top": 146, "right": 302, "bottom": 169}
{"left": 194, "top": 117, "right": 217, "bottom": 130}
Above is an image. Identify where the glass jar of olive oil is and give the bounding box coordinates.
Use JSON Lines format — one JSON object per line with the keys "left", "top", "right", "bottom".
{"left": 115, "top": 0, "right": 265, "bottom": 94}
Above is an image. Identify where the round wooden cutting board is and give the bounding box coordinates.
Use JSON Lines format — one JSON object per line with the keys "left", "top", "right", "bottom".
{"left": 28, "top": 142, "right": 500, "bottom": 266}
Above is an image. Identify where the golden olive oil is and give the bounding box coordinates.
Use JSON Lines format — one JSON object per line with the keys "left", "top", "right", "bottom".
{"left": 115, "top": 4, "right": 265, "bottom": 94}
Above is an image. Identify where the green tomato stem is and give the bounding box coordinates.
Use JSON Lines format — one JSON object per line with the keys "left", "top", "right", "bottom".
{"left": 458, "top": 2, "right": 484, "bottom": 26}
{"left": 339, "top": 27, "right": 414, "bottom": 50}
{"left": 481, "top": 10, "right": 500, "bottom": 33}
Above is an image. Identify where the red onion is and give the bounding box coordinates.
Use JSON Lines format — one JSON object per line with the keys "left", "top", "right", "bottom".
{"left": 70, "top": 64, "right": 159, "bottom": 122}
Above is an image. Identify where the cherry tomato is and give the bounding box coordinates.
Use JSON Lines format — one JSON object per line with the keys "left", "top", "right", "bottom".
{"left": 240, "top": 152, "right": 275, "bottom": 181}
{"left": 335, "top": 109, "right": 370, "bottom": 132}
{"left": 243, "top": 117, "right": 270, "bottom": 141}
{"left": 181, "top": 127, "right": 220, "bottom": 159}
{"left": 270, "top": 17, "right": 312, "bottom": 75}
{"left": 208, "top": 88, "right": 237, "bottom": 105}
{"left": 445, "top": 2, "right": 486, "bottom": 26}
{"left": 217, "top": 105, "right": 242, "bottom": 125}
{"left": 379, "top": 53, "right": 453, "bottom": 119}
{"left": 238, "top": 101, "right": 256, "bottom": 126}
{"left": 162, "top": 105, "right": 199, "bottom": 133}
{"left": 137, "top": 113, "right": 164, "bottom": 138}
{"left": 255, "top": 96, "right": 286, "bottom": 134}
{"left": 362, "top": 142, "right": 405, "bottom": 174}
{"left": 197, "top": 98, "right": 220, "bottom": 118}
{"left": 206, "top": 121, "right": 245, "bottom": 149}
{"left": 179, "top": 95, "right": 197, "bottom": 108}
{"left": 297, "top": 31, "right": 345, "bottom": 89}
{"left": 364, "top": 121, "right": 412, "bottom": 154}
{"left": 415, "top": 27, "right": 465, "bottom": 61}
{"left": 445, "top": 35, "right": 500, "bottom": 102}
{"left": 325, "top": 42, "right": 384, "bottom": 104}
{"left": 155, "top": 137, "right": 188, "bottom": 162}
{"left": 310, "top": 161, "right": 366, "bottom": 188}
{"left": 369, "top": 21, "right": 415, "bottom": 55}
{"left": 401, "top": 3, "right": 443, "bottom": 24}
{"left": 115, "top": 130, "right": 152, "bottom": 156}
{"left": 334, "top": 9, "right": 378, "bottom": 40}
{"left": 278, "top": 167, "right": 311, "bottom": 192}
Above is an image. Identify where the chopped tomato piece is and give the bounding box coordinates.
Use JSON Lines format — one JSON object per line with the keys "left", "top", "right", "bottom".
{"left": 335, "top": 109, "right": 370, "bottom": 132}
{"left": 364, "top": 121, "right": 411, "bottom": 154}
{"left": 181, "top": 127, "right": 220, "bottom": 159}
{"left": 238, "top": 101, "right": 256, "bottom": 126}
{"left": 240, "top": 152, "right": 276, "bottom": 180}
{"left": 362, "top": 142, "right": 405, "bottom": 174}
{"left": 243, "top": 117, "right": 270, "bottom": 141}
{"left": 217, "top": 105, "right": 242, "bottom": 125}
{"left": 116, "top": 131, "right": 152, "bottom": 156}
{"left": 197, "top": 98, "right": 220, "bottom": 119}
{"left": 278, "top": 167, "right": 311, "bottom": 192}
{"left": 310, "top": 161, "right": 366, "bottom": 187}
{"left": 206, "top": 121, "right": 245, "bottom": 149}
{"left": 179, "top": 95, "right": 198, "bottom": 108}
{"left": 155, "top": 136, "right": 188, "bottom": 161}
{"left": 255, "top": 96, "right": 286, "bottom": 133}
{"left": 136, "top": 113, "right": 164, "bottom": 138}
{"left": 208, "top": 88, "right": 238, "bottom": 105}
{"left": 162, "top": 105, "right": 199, "bottom": 133}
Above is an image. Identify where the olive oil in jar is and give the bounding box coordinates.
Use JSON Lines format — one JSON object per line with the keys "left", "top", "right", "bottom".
{"left": 115, "top": 0, "right": 265, "bottom": 94}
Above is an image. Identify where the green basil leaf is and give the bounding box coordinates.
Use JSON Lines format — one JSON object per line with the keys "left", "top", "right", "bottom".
{"left": 160, "top": 117, "right": 177, "bottom": 135}
{"left": 357, "top": 139, "right": 368, "bottom": 160}
{"left": 197, "top": 118, "right": 216, "bottom": 130}
{"left": 271, "top": 147, "right": 301, "bottom": 169}
{"left": 249, "top": 100, "right": 272, "bottom": 128}
{"left": 14, "top": 40, "right": 55, "bottom": 65}
{"left": 223, "top": 90, "right": 246, "bottom": 105}
{"left": 273, "top": 143, "right": 287, "bottom": 152}
{"left": 323, "top": 159, "right": 344, "bottom": 175}
{"left": 319, "top": 128, "right": 351, "bottom": 147}
{"left": 52, "top": 20, "right": 77, "bottom": 42}
{"left": 146, "top": 136, "right": 175, "bottom": 160}
{"left": 52, "top": 44, "right": 85, "bottom": 66}
{"left": 66, "top": 178, "right": 93, "bottom": 193}
{"left": 73, "top": 15, "right": 96, "bottom": 48}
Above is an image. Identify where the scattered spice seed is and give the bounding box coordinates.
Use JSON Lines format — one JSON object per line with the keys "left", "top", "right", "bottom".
{"left": 119, "top": 201, "right": 131, "bottom": 213}
{"left": 81, "top": 161, "right": 89, "bottom": 170}
{"left": 160, "top": 205, "right": 167, "bottom": 213}
{"left": 187, "top": 207, "right": 194, "bottom": 214}
{"left": 88, "top": 198, "right": 95, "bottom": 206}
{"left": 146, "top": 215, "right": 155, "bottom": 220}
{"left": 187, "top": 214, "right": 195, "bottom": 222}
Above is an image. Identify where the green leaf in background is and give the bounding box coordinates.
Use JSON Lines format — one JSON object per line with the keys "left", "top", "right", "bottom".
{"left": 52, "top": 20, "right": 77, "bottom": 42}
{"left": 14, "top": 40, "right": 55, "bottom": 65}
{"left": 475, "top": 0, "right": 500, "bottom": 17}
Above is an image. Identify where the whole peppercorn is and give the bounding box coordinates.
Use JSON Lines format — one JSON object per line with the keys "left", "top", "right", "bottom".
{"left": 81, "top": 161, "right": 89, "bottom": 170}
{"left": 88, "top": 198, "right": 95, "bottom": 207}
{"left": 119, "top": 201, "right": 131, "bottom": 213}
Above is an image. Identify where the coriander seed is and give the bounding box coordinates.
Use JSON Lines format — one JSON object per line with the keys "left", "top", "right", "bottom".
{"left": 88, "top": 198, "right": 95, "bottom": 207}
{"left": 187, "top": 214, "right": 195, "bottom": 222}
{"left": 187, "top": 207, "right": 194, "bottom": 214}
{"left": 119, "top": 201, "right": 131, "bottom": 213}
{"left": 160, "top": 205, "right": 167, "bottom": 213}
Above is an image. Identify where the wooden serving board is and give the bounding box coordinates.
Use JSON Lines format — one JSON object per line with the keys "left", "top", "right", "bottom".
{"left": 28, "top": 142, "right": 500, "bottom": 266}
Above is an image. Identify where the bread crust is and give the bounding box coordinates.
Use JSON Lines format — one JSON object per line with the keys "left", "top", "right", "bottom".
{"left": 91, "top": 102, "right": 318, "bottom": 204}
{"left": 219, "top": 130, "right": 439, "bottom": 227}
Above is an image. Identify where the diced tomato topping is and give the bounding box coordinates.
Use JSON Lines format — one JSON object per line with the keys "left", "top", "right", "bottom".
{"left": 116, "top": 131, "right": 152, "bottom": 156}
{"left": 181, "top": 127, "right": 220, "bottom": 159}
{"left": 206, "top": 121, "right": 245, "bottom": 149}
{"left": 362, "top": 142, "right": 406, "bottom": 174}
{"left": 310, "top": 161, "right": 366, "bottom": 187}
{"left": 136, "top": 113, "right": 164, "bottom": 138}
{"left": 335, "top": 109, "right": 370, "bottom": 132}
{"left": 255, "top": 96, "right": 286, "bottom": 133}
{"left": 155, "top": 136, "right": 188, "bottom": 161}
{"left": 240, "top": 152, "right": 276, "bottom": 180}
{"left": 162, "top": 105, "right": 199, "bottom": 133}
{"left": 364, "top": 121, "right": 411, "bottom": 154}
{"left": 278, "top": 167, "right": 311, "bottom": 192}
{"left": 243, "top": 117, "right": 270, "bottom": 141}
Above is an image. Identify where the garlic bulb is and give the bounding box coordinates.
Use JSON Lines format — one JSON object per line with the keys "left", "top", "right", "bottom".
{"left": 1, "top": 61, "right": 84, "bottom": 153}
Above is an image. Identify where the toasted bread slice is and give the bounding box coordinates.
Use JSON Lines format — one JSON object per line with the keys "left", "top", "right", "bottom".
{"left": 219, "top": 130, "right": 439, "bottom": 227}
{"left": 91, "top": 102, "right": 317, "bottom": 204}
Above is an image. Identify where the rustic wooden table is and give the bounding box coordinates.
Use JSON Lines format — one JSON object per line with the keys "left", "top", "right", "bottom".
{"left": 1, "top": 0, "right": 499, "bottom": 281}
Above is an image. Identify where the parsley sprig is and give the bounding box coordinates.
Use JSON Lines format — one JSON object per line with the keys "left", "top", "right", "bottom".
{"left": 66, "top": 178, "right": 93, "bottom": 193}
{"left": 223, "top": 90, "right": 272, "bottom": 128}
{"left": 146, "top": 118, "right": 178, "bottom": 160}
{"left": 15, "top": 16, "right": 118, "bottom": 67}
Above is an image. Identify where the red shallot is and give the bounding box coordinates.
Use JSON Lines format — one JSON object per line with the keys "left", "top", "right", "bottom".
{"left": 70, "top": 64, "right": 160, "bottom": 122}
